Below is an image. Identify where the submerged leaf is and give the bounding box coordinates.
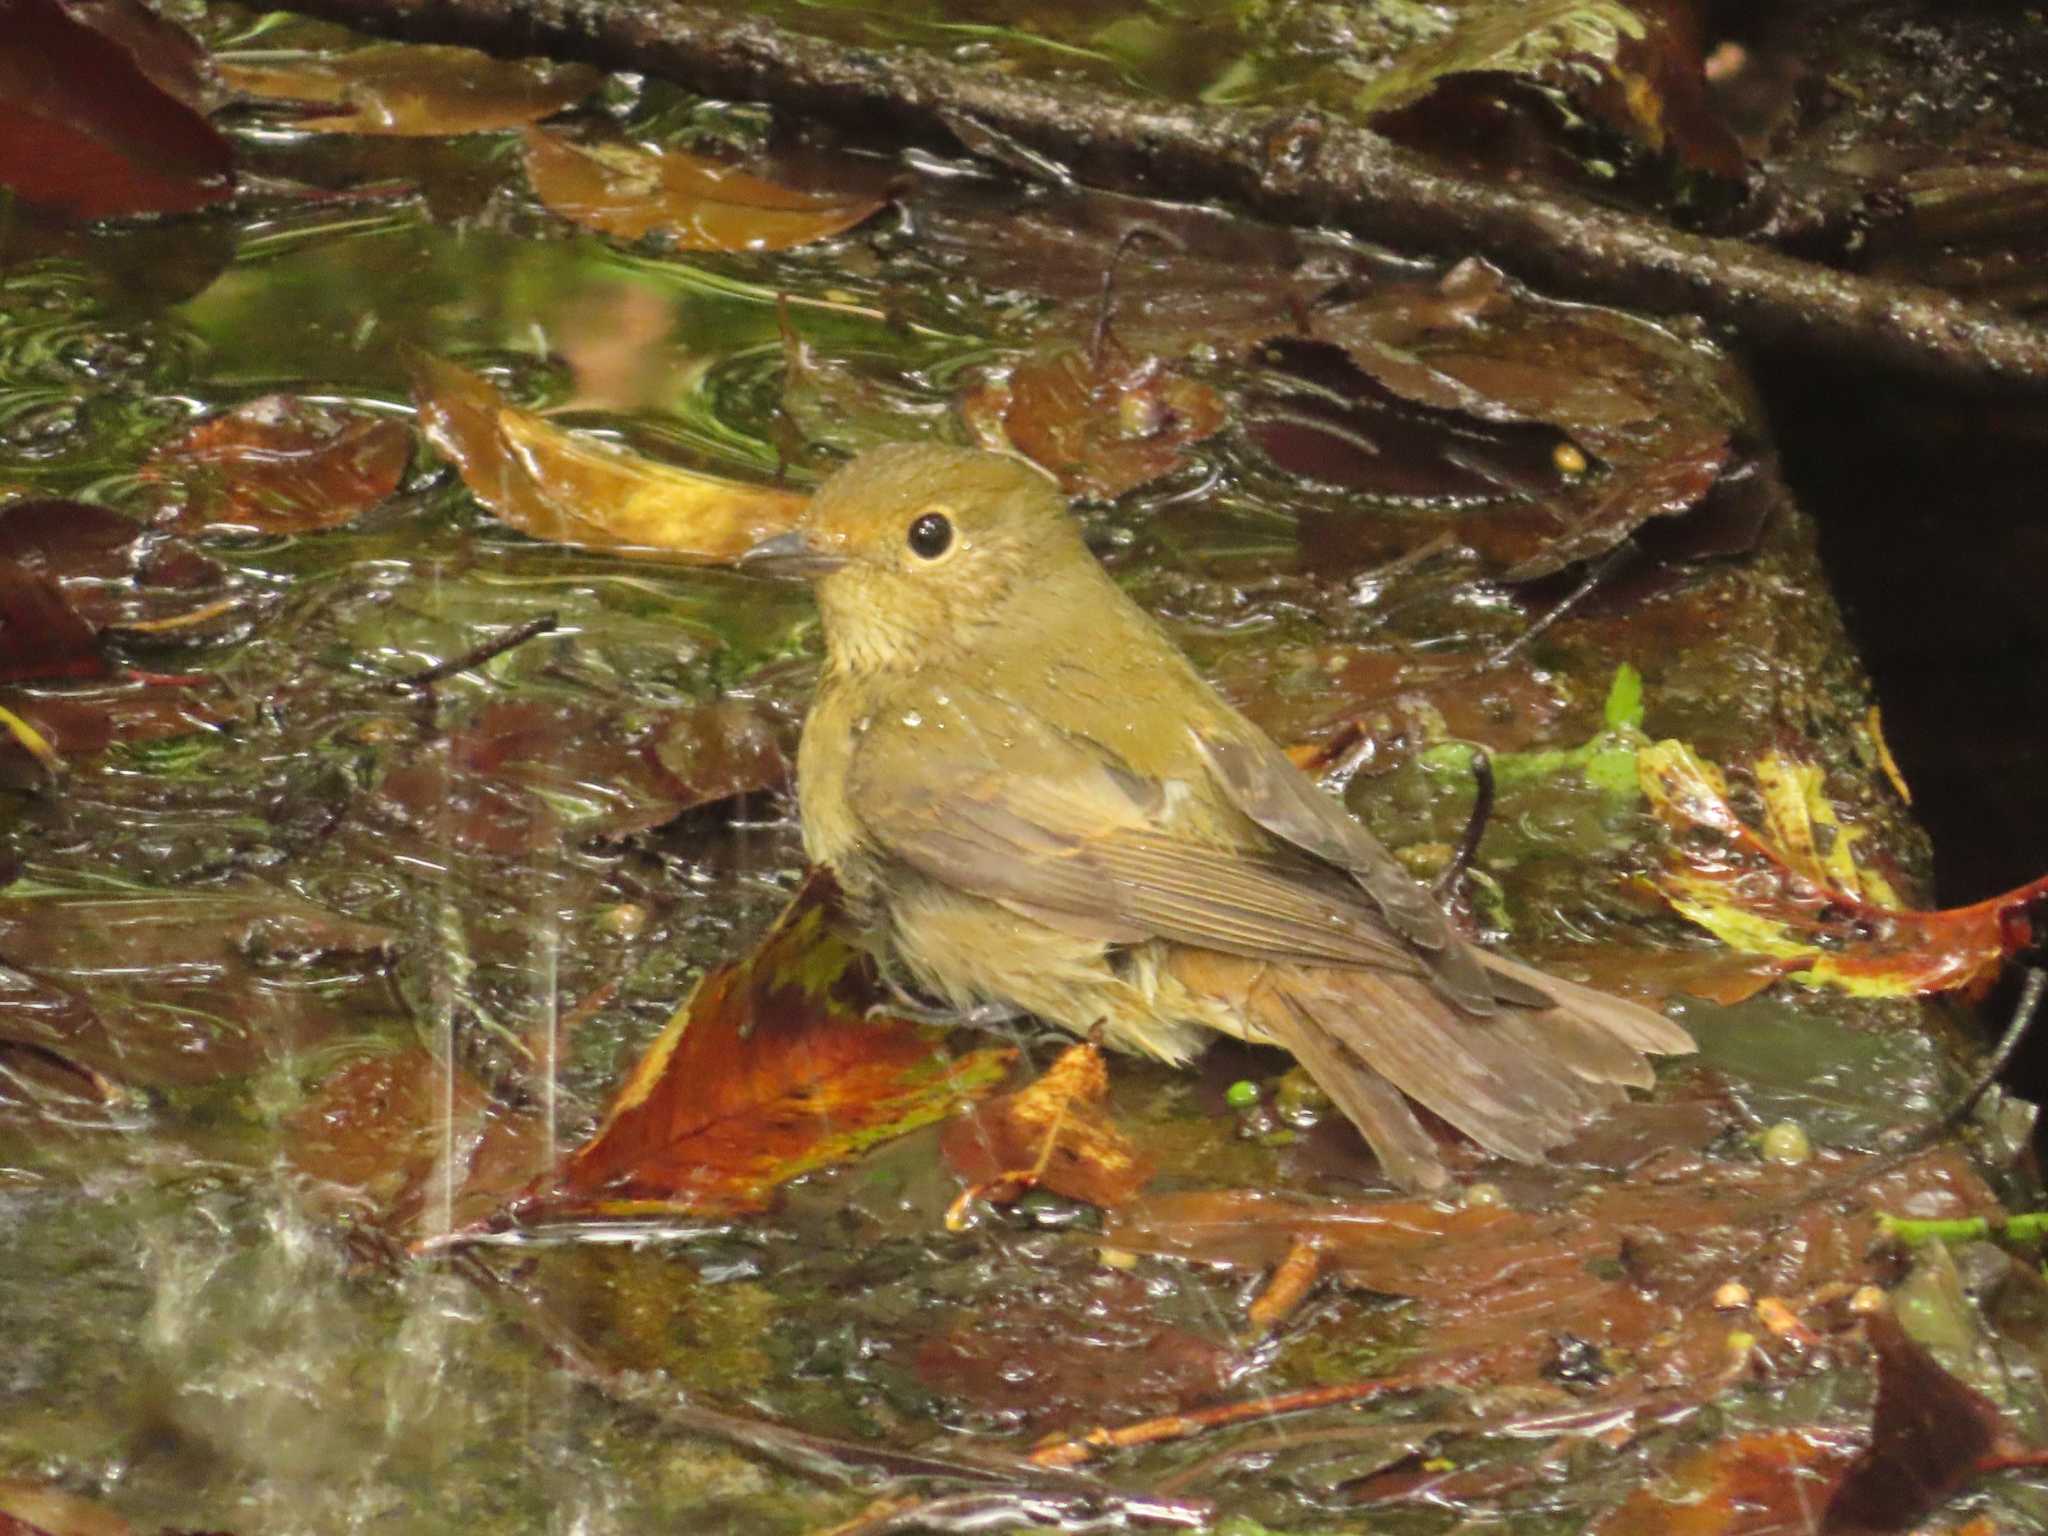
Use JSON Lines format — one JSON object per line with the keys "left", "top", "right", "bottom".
{"left": 1640, "top": 741, "right": 2048, "bottom": 996}
{"left": 218, "top": 44, "right": 599, "bottom": 136}
{"left": 0, "top": 0, "right": 232, "bottom": 217}
{"left": 1824, "top": 1309, "right": 2018, "bottom": 1534}
{"left": 962, "top": 346, "right": 1226, "bottom": 499}
{"left": 145, "top": 395, "right": 411, "bottom": 534}
{"left": 408, "top": 350, "right": 804, "bottom": 558}
{"left": 523, "top": 128, "right": 885, "bottom": 250}
{"left": 1592, "top": 1428, "right": 1862, "bottom": 1536}
{"left": 528, "top": 874, "right": 1012, "bottom": 1218}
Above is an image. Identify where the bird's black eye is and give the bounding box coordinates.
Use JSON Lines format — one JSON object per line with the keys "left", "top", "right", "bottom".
{"left": 906, "top": 510, "right": 954, "bottom": 560}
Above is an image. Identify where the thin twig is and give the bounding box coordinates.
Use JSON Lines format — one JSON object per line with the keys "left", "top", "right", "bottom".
{"left": 393, "top": 614, "right": 559, "bottom": 692}
{"left": 1026, "top": 1364, "right": 1467, "bottom": 1470}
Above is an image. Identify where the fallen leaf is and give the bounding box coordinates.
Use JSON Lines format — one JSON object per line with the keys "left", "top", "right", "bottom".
{"left": 524, "top": 873, "right": 1012, "bottom": 1219}
{"left": 1592, "top": 1428, "right": 1862, "bottom": 1536}
{"left": 285, "top": 1045, "right": 543, "bottom": 1238}
{"left": 371, "top": 698, "right": 716, "bottom": 857}
{"left": 1824, "top": 1309, "right": 2020, "bottom": 1534}
{"left": 1640, "top": 740, "right": 2048, "bottom": 995}
{"left": 0, "top": 560, "right": 106, "bottom": 685}
{"left": 913, "top": 1270, "right": 1231, "bottom": 1433}
{"left": 0, "top": 890, "right": 395, "bottom": 1090}
{"left": 962, "top": 345, "right": 1227, "bottom": 499}
{"left": 941, "top": 1040, "right": 1154, "bottom": 1211}
{"left": 1106, "top": 1143, "right": 2001, "bottom": 1398}
{"left": 218, "top": 43, "right": 599, "bottom": 136}
{"left": 408, "top": 349, "right": 805, "bottom": 558}
{"left": 523, "top": 128, "right": 885, "bottom": 250}
{"left": 1245, "top": 334, "right": 1580, "bottom": 502}
{"left": 0, "top": 681, "right": 229, "bottom": 785}
{"left": 0, "top": 1477, "right": 140, "bottom": 1536}
{"left": 145, "top": 395, "right": 411, "bottom": 534}
{"left": 0, "top": 498, "right": 238, "bottom": 637}
{"left": 0, "top": 0, "right": 232, "bottom": 217}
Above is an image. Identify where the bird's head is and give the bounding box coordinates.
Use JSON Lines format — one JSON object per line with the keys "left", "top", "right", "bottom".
{"left": 743, "top": 443, "right": 1084, "bottom": 674}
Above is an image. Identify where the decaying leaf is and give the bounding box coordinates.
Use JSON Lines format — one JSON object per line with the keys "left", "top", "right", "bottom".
{"left": 1591, "top": 1428, "right": 1863, "bottom": 1536}
{"left": 145, "top": 395, "right": 411, "bottom": 534}
{"left": 941, "top": 1040, "right": 1154, "bottom": 1214}
{"left": 961, "top": 345, "right": 1227, "bottom": 499}
{"left": 286, "top": 1045, "right": 544, "bottom": 1238}
{"left": 218, "top": 44, "right": 599, "bottom": 136}
{"left": 0, "top": 498, "right": 238, "bottom": 640}
{"left": 523, "top": 873, "right": 1012, "bottom": 1219}
{"left": 0, "top": 0, "right": 232, "bottom": 217}
{"left": 0, "top": 890, "right": 394, "bottom": 1091}
{"left": 1641, "top": 740, "right": 2048, "bottom": 996}
{"left": 523, "top": 128, "right": 885, "bottom": 250}
{"left": 1106, "top": 1143, "right": 2002, "bottom": 1397}
{"left": 1824, "top": 1309, "right": 2019, "bottom": 1534}
{"left": 409, "top": 350, "right": 805, "bottom": 558}
{"left": 371, "top": 697, "right": 766, "bottom": 856}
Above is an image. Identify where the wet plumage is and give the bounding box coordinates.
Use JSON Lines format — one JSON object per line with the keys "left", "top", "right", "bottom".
{"left": 760, "top": 442, "right": 1694, "bottom": 1192}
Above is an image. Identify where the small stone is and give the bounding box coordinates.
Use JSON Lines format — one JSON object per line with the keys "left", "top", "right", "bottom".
{"left": 1553, "top": 441, "right": 1589, "bottom": 475}
{"left": 1849, "top": 1285, "right": 1887, "bottom": 1315}
{"left": 1462, "top": 1182, "right": 1505, "bottom": 1208}
{"left": 596, "top": 902, "right": 649, "bottom": 939}
{"left": 1713, "top": 1281, "right": 1752, "bottom": 1311}
{"left": 1097, "top": 1246, "right": 1138, "bottom": 1270}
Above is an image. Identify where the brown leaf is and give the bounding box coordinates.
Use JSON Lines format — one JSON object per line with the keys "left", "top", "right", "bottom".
{"left": 527, "top": 873, "right": 1012, "bottom": 1219}
{"left": 913, "top": 1270, "right": 1231, "bottom": 1433}
{"left": 522, "top": 128, "right": 885, "bottom": 250}
{"left": 218, "top": 44, "right": 599, "bottom": 136}
{"left": 1106, "top": 1144, "right": 2003, "bottom": 1397}
{"left": 1592, "top": 1428, "right": 1862, "bottom": 1536}
{"left": 0, "top": 498, "right": 237, "bottom": 637}
{"left": 0, "top": 0, "right": 232, "bottom": 217}
{"left": 371, "top": 698, "right": 706, "bottom": 856}
{"left": 408, "top": 349, "right": 805, "bottom": 559}
{"left": 962, "top": 346, "right": 1227, "bottom": 500}
{"left": 285, "top": 1046, "right": 544, "bottom": 1238}
{"left": 1823, "top": 1309, "right": 2021, "bottom": 1534}
{"left": 940, "top": 1040, "right": 1155, "bottom": 1210}
{"left": 0, "top": 891, "right": 394, "bottom": 1090}
{"left": 652, "top": 698, "right": 791, "bottom": 810}
{"left": 0, "top": 1477, "right": 140, "bottom": 1536}
{"left": 145, "top": 395, "right": 411, "bottom": 534}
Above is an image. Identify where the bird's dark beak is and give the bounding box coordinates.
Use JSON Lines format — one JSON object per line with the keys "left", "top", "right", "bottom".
{"left": 738, "top": 529, "right": 849, "bottom": 579}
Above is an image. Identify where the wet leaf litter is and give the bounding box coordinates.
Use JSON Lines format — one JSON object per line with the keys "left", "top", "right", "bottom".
{"left": 0, "top": 3, "right": 2045, "bottom": 1535}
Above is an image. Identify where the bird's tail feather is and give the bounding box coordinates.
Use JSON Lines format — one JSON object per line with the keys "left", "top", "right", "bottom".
{"left": 1224, "top": 953, "right": 1694, "bottom": 1193}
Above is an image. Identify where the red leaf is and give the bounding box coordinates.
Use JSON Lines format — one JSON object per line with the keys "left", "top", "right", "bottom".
{"left": 0, "top": 0, "right": 231, "bottom": 217}
{"left": 145, "top": 395, "right": 411, "bottom": 534}
{"left": 963, "top": 346, "right": 1227, "bottom": 499}
{"left": 526, "top": 873, "right": 1012, "bottom": 1218}
{"left": 1824, "top": 1310, "right": 2021, "bottom": 1534}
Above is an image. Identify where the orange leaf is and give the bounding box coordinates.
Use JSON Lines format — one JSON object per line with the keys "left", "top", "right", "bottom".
{"left": 522, "top": 128, "right": 885, "bottom": 251}
{"left": 145, "top": 394, "right": 410, "bottom": 534}
{"left": 407, "top": 349, "right": 804, "bottom": 558}
{"left": 531, "top": 873, "right": 1012, "bottom": 1218}
{"left": 1640, "top": 741, "right": 2048, "bottom": 996}
{"left": 218, "top": 44, "right": 599, "bottom": 136}
{"left": 962, "top": 346, "right": 1226, "bottom": 499}
{"left": 1591, "top": 1429, "right": 1860, "bottom": 1536}
{"left": 940, "top": 1040, "right": 1154, "bottom": 1210}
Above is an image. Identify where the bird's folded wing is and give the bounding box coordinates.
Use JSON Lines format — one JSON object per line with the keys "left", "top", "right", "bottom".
{"left": 1191, "top": 730, "right": 1505, "bottom": 1013}
{"left": 846, "top": 693, "right": 1426, "bottom": 975}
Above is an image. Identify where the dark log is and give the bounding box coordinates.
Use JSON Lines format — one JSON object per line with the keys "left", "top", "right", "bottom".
{"left": 264, "top": 0, "right": 2048, "bottom": 393}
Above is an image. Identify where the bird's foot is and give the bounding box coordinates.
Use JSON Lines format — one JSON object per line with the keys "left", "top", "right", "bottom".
{"left": 868, "top": 968, "right": 1025, "bottom": 1030}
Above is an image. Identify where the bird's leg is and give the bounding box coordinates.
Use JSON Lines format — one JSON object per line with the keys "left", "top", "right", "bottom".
{"left": 1434, "top": 748, "right": 1496, "bottom": 908}
{"left": 868, "top": 956, "right": 1028, "bottom": 1030}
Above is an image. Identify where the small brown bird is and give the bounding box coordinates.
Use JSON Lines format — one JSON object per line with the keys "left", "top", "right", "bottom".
{"left": 745, "top": 443, "right": 1693, "bottom": 1191}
